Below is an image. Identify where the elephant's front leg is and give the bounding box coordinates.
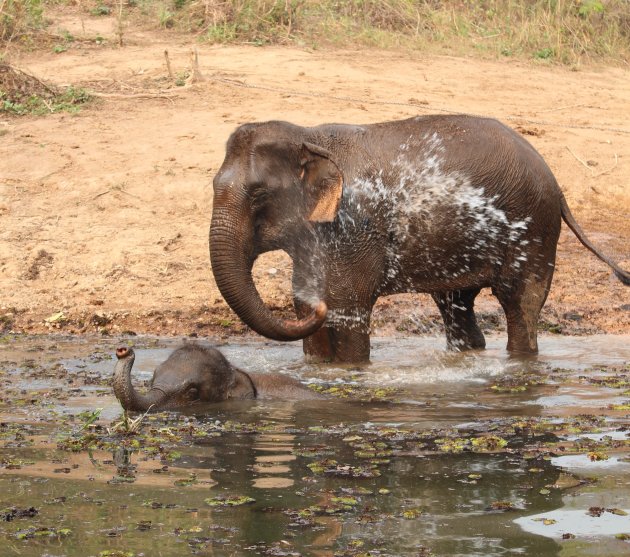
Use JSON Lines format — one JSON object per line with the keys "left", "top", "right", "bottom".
{"left": 294, "top": 299, "right": 371, "bottom": 363}
{"left": 431, "top": 288, "right": 486, "bottom": 350}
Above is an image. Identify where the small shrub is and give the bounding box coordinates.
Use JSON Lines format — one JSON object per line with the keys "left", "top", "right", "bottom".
{"left": 1, "top": 0, "right": 44, "bottom": 43}
{"left": 534, "top": 47, "right": 554, "bottom": 59}
{"left": 91, "top": 5, "right": 112, "bottom": 17}
{"left": 0, "top": 63, "right": 91, "bottom": 115}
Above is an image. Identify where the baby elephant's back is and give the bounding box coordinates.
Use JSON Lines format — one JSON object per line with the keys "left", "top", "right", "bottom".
{"left": 250, "top": 373, "right": 324, "bottom": 400}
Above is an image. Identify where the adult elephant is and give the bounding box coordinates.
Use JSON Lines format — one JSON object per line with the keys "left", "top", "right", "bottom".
{"left": 210, "top": 115, "right": 629, "bottom": 363}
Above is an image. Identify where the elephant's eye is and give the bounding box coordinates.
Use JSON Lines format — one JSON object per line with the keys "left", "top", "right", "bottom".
{"left": 187, "top": 386, "right": 199, "bottom": 400}
{"left": 250, "top": 187, "right": 270, "bottom": 210}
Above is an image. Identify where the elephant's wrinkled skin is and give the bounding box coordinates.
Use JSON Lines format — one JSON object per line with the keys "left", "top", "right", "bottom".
{"left": 210, "top": 115, "right": 629, "bottom": 363}
{"left": 113, "top": 344, "right": 321, "bottom": 412}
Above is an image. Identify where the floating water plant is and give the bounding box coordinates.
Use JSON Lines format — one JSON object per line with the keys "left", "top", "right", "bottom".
{"left": 204, "top": 495, "right": 255, "bottom": 507}
{"left": 471, "top": 435, "right": 509, "bottom": 452}
{"left": 14, "top": 526, "right": 72, "bottom": 540}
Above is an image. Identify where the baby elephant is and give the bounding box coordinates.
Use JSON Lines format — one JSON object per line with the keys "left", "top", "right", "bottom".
{"left": 112, "top": 343, "right": 322, "bottom": 412}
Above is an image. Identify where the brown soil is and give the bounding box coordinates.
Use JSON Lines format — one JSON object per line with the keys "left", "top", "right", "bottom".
{"left": 1, "top": 9, "right": 629, "bottom": 342}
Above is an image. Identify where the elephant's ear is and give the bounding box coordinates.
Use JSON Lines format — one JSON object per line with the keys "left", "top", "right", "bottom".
{"left": 300, "top": 142, "right": 343, "bottom": 223}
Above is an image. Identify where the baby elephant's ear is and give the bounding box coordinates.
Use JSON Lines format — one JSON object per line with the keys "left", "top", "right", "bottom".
{"left": 300, "top": 142, "right": 343, "bottom": 222}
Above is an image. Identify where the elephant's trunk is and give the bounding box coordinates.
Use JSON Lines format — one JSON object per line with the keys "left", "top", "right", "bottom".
{"left": 113, "top": 347, "right": 168, "bottom": 412}
{"left": 210, "top": 194, "right": 327, "bottom": 341}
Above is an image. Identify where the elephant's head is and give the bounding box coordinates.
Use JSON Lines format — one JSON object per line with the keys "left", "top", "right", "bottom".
{"left": 210, "top": 122, "right": 346, "bottom": 341}
{"left": 112, "top": 344, "right": 257, "bottom": 412}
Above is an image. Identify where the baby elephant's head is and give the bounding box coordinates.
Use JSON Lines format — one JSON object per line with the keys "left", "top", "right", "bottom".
{"left": 113, "top": 344, "right": 256, "bottom": 412}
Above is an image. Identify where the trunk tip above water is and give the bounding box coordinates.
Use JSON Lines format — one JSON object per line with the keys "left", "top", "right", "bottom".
{"left": 116, "top": 346, "right": 134, "bottom": 359}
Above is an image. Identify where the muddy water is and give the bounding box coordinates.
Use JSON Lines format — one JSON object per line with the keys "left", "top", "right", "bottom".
{"left": 1, "top": 334, "right": 629, "bottom": 557}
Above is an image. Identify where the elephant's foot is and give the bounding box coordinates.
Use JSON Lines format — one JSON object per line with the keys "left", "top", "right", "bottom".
{"left": 495, "top": 274, "right": 552, "bottom": 355}
{"left": 505, "top": 327, "right": 538, "bottom": 354}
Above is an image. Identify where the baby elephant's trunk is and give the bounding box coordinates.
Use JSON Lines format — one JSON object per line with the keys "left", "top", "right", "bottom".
{"left": 112, "top": 347, "right": 166, "bottom": 411}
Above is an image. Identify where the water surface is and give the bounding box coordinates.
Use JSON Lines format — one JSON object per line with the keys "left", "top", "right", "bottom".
{"left": 1, "top": 334, "right": 629, "bottom": 556}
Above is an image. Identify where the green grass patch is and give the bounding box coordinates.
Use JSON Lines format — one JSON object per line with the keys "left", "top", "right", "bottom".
{"left": 1, "top": 84, "right": 91, "bottom": 115}
{"left": 2, "top": 1, "right": 629, "bottom": 65}
{"left": 148, "top": 0, "right": 630, "bottom": 64}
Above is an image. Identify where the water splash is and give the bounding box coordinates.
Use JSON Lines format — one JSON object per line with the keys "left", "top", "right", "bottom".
{"left": 293, "top": 132, "right": 533, "bottom": 331}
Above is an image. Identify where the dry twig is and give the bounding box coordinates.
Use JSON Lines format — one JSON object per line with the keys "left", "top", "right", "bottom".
{"left": 186, "top": 48, "right": 205, "bottom": 85}
{"left": 89, "top": 91, "right": 176, "bottom": 100}
{"left": 566, "top": 145, "right": 594, "bottom": 175}
{"left": 593, "top": 154, "right": 619, "bottom": 178}
{"left": 164, "top": 49, "right": 174, "bottom": 79}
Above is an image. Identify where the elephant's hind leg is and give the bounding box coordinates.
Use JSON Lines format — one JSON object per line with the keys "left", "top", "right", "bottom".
{"left": 432, "top": 288, "right": 486, "bottom": 351}
{"left": 493, "top": 265, "right": 555, "bottom": 354}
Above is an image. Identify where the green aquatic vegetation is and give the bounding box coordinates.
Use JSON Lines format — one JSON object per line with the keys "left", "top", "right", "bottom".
{"left": 174, "top": 526, "right": 204, "bottom": 534}
{"left": 573, "top": 435, "right": 630, "bottom": 453}
{"left": 299, "top": 502, "right": 356, "bottom": 516}
{"left": 489, "top": 369, "right": 551, "bottom": 394}
{"left": 488, "top": 500, "right": 517, "bottom": 512}
{"left": 204, "top": 495, "right": 255, "bottom": 507}
{"left": 588, "top": 450, "right": 610, "bottom": 461}
{"left": 533, "top": 517, "right": 557, "bottom": 525}
{"left": 435, "top": 437, "right": 470, "bottom": 453}
{"left": 351, "top": 440, "right": 394, "bottom": 460}
{"left": 608, "top": 508, "right": 628, "bottom": 516}
{"left": 309, "top": 383, "right": 399, "bottom": 402}
{"left": 586, "top": 506, "right": 627, "bottom": 518}
{"left": 471, "top": 435, "right": 509, "bottom": 452}
{"left": 338, "top": 486, "right": 373, "bottom": 496}
{"left": 1, "top": 458, "right": 35, "bottom": 469}
{"left": 401, "top": 508, "right": 424, "bottom": 519}
{"left": 307, "top": 458, "right": 382, "bottom": 478}
{"left": 331, "top": 496, "right": 360, "bottom": 507}
{"left": 166, "top": 449, "right": 182, "bottom": 461}
{"left": 588, "top": 377, "right": 630, "bottom": 389}
{"left": 108, "top": 475, "right": 136, "bottom": 485}
{"left": 1, "top": 506, "right": 38, "bottom": 521}
{"left": 141, "top": 500, "right": 179, "bottom": 509}
{"left": 57, "top": 432, "right": 100, "bottom": 452}
{"left": 173, "top": 473, "right": 198, "bottom": 487}
{"left": 490, "top": 384, "right": 528, "bottom": 393}
{"left": 78, "top": 408, "right": 103, "bottom": 429}
{"left": 293, "top": 445, "right": 336, "bottom": 458}
{"left": 220, "top": 420, "right": 268, "bottom": 433}
{"left": 307, "top": 458, "right": 337, "bottom": 475}
{"left": 14, "top": 526, "right": 72, "bottom": 540}
{"left": 342, "top": 435, "right": 364, "bottom": 442}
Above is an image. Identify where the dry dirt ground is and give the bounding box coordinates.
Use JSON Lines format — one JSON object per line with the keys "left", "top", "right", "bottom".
{"left": 1, "top": 9, "right": 629, "bottom": 342}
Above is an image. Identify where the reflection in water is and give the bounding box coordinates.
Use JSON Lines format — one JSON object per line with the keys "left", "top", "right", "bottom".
{"left": 252, "top": 407, "right": 297, "bottom": 489}
{"left": 516, "top": 509, "right": 630, "bottom": 539}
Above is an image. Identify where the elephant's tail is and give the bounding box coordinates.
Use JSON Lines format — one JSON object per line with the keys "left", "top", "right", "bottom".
{"left": 560, "top": 194, "right": 630, "bottom": 286}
